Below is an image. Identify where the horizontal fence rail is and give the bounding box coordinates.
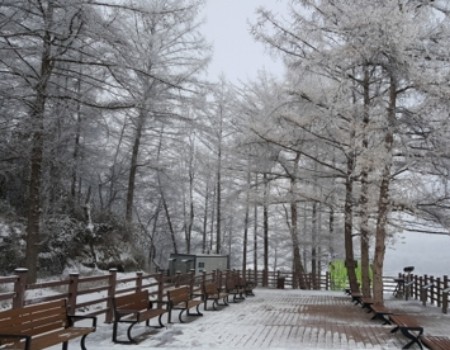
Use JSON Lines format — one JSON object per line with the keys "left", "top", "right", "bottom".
{"left": 1, "top": 268, "right": 449, "bottom": 320}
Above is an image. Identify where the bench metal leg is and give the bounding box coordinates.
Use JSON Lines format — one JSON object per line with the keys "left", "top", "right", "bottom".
{"left": 179, "top": 309, "right": 186, "bottom": 323}
{"left": 371, "top": 313, "right": 391, "bottom": 325}
{"left": 400, "top": 328, "right": 423, "bottom": 350}
{"left": 187, "top": 305, "right": 203, "bottom": 317}
{"left": 80, "top": 334, "right": 88, "bottom": 350}
{"left": 112, "top": 321, "right": 138, "bottom": 344}
{"left": 145, "top": 313, "right": 165, "bottom": 328}
{"left": 391, "top": 326, "right": 423, "bottom": 350}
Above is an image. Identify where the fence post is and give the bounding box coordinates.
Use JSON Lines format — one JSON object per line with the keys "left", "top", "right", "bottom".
{"left": 443, "top": 287, "right": 450, "bottom": 314}
{"left": 13, "top": 268, "right": 28, "bottom": 308}
{"left": 189, "top": 269, "right": 195, "bottom": 296}
{"left": 68, "top": 272, "right": 79, "bottom": 315}
{"left": 157, "top": 272, "right": 164, "bottom": 308}
{"left": 325, "top": 271, "right": 330, "bottom": 291}
{"left": 421, "top": 283, "right": 434, "bottom": 307}
{"left": 202, "top": 271, "right": 206, "bottom": 288}
{"left": 436, "top": 277, "right": 441, "bottom": 308}
{"left": 443, "top": 276, "right": 449, "bottom": 314}
{"left": 136, "top": 271, "right": 143, "bottom": 292}
{"left": 105, "top": 268, "right": 117, "bottom": 323}
{"left": 430, "top": 276, "right": 435, "bottom": 305}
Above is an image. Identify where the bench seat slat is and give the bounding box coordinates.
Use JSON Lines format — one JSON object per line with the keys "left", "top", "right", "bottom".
{"left": 1, "top": 327, "right": 95, "bottom": 350}
{"left": 421, "top": 335, "right": 450, "bottom": 350}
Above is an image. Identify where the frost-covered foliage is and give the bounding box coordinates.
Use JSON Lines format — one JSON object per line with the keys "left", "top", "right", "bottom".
{"left": 0, "top": 202, "right": 26, "bottom": 274}
{"left": 0, "top": 200, "right": 140, "bottom": 275}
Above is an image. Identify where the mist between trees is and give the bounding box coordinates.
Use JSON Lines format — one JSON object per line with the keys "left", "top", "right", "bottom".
{"left": 1, "top": 0, "right": 450, "bottom": 304}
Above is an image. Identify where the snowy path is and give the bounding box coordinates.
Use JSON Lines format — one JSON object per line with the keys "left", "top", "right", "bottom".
{"left": 56, "top": 288, "right": 450, "bottom": 350}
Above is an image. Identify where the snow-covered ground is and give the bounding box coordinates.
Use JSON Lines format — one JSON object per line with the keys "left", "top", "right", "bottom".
{"left": 42, "top": 288, "right": 450, "bottom": 350}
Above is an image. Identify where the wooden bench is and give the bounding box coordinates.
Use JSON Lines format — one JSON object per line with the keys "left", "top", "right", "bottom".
{"left": 167, "top": 286, "right": 203, "bottom": 323}
{"left": 225, "top": 276, "right": 245, "bottom": 302}
{"left": 112, "top": 290, "right": 167, "bottom": 344}
{"left": 369, "top": 304, "right": 393, "bottom": 325}
{"left": 240, "top": 277, "right": 256, "bottom": 297}
{"left": 202, "top": 282, "right": 229, "bottom": 310}
{"left": 421, "top": 335, "right": 450, "bottom": 350}
{"left": 360, "top": 297, "right": 374, "bottom": 311}
{"left": 0, "top": 299, "right": 96, "bottom": 350}
{"left": 389, "top": 314, "right": 424, "bottom": 349}
{"left": 347, "top": 289, "right": 362, "bottom": 305}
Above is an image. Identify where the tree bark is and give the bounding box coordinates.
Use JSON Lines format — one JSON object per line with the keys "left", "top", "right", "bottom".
{"left": 373, "top": 76, "right": 397, "bottom": 303}
{"left": 126, "top": 109, "right": 145, "bottom": 223}
{"left": 25, "top": 1, "right": 55, "bottom": 283}
{"left": 242, "top": 167, "right": 251, "bottom": 275}
{"left": 359, "top": 68, "right": 373, "bottom": 297}
{"left": 253, "top": 173, "right": 259, "bottom": 283}
{"left": 344, "top": 152, "right": 359, "bottom": 292}
{"left": 263, "top": 172, "right": 269, "bottom": 287}
{"left": 202, "top": 180, "right": 209, "bottom": 254}
{"left": 288, "top": 153, "right": 307, "bottom": 289}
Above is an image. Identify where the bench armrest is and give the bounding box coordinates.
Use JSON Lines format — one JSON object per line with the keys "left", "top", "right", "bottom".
{"left": 0, "top": 333, "right": 31, "bottom": 349}
{"left": 114, "top": 309, "right": 140, "bottom": 320}
{"left": 150, "top": 300, "right": 169, "bottom": 309}
{"left": 68, "top": 315, "right": 97, "bottom": 328}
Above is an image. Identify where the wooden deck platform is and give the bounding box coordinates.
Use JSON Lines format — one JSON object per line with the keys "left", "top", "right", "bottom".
{"left": 81, "top": 288, "right": 450, "bottom": 349}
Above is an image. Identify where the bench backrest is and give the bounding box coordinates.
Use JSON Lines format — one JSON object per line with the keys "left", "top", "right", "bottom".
{"left": 203, "top": 282, "right": 218, "bottom": 295}
{"left": 113, "top": 290, "right": 149, "bottom": 312}
{"left": 0, "top": 299, "right": 69, "bottom": 336}
{"left": 167, "top": 286, "right": 189, "bottom": 305}
{"left": 226, "top": 276, "right": 237, "bottom": 290}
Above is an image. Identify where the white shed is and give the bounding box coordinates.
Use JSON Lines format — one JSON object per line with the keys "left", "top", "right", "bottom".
{"left": 168, "top": 253, "right": 229, "bottom": 275}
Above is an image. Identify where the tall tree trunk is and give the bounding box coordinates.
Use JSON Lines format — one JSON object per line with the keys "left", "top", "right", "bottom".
{"left": 185, "top": 133, "right": 195, "bottom": 254}
{"left": 210, "top": 183, "right": 216, "bottom": 253}
{"left": 148, "top": 199, "right": 162, "bottom": 271}
{"left": 263, "top": 172, "right": 269, "bottom": 287}
{"left": 360, "top": 67, "right": 373, "bottom": 297}
{"left": 242, "top": 167, "right": 251, "bottom": 275}
{"left": 155, "top": 127, "right": 177, "bottom": 254}
{"left": 107, "top": 115, "right": 128, "bottom": 212}
{"left": 288, "top": 155, "right": 307, "bottom": 289}
{"left": 25, "top": 1, "right": 55, "bottom": 283}
{"left": 71, "top": 55, "right": 83, "bottom": 206}
{"left": 373, "top": 76, "right": 397, "bottom": 303}
{"left": 344, "top": 151, "right": 359, "bottom": 292}
{"left": 202, "top": 179, "right": 209, "bottom": 254}
{"left": 216, "top": 133, "right": 222, "bottom": 254}
{"left": 126, "top": 109, "right": 145, "bottom": 223}
{"left": 160, "top": 188, "right": 178, "bottom": 254}
{"left": 311, "top": 202, "right": 318, "bottom": 289}
{"left": 253, "top": 173, "right": 259, "bottom": 283}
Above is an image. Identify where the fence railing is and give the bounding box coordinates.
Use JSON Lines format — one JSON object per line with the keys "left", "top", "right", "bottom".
{"left": 1, "top": 268, "right": 449, "bottom": 319}
{"left": 0, "top": 268, "right": 246, "bottom": 322}
{"left": 251, "top": 270, "right": 332, "bottom": 290}
{"left": 393, "top": 272, "right": 450, "bottom": 314}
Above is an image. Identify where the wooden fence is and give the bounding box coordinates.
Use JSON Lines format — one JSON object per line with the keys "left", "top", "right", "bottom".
{"left": 0, "top": 268, "right": 242, "bottom": 322}
{"left": 393, "top": 272, "right": 450, "bottom": 314}
{"left": 1, "top": 268, "right": 449, "bottom": 320}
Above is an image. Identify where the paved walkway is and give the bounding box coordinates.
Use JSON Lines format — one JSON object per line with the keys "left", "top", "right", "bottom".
{"left": 81, "top": 288, "right": 450, "bottom": 349}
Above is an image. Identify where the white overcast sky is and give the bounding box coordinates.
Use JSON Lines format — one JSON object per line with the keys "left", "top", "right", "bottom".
{"left": 200, "top": 0, "right": 287, "bottom": 83}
